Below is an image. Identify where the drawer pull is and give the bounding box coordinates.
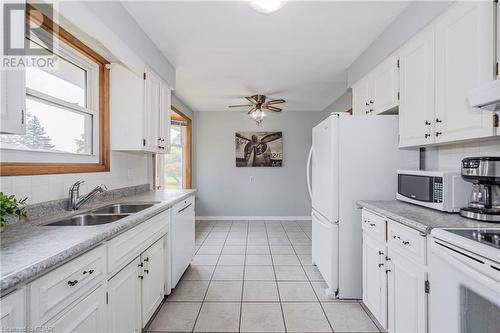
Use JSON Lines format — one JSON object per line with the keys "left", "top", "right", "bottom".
{"left": 386, "top": 269, "right": 391, "bottom": 274}
{"left": 378, "top": 263, "right": 384, "bottom": 267}
{"left": 393, "top": 235, "right": 400, "bottom": 239}
{"left": 138, "top": 263, "right": 144, "bottom": 267}
{"left": 144, "top": 257, "right": 149, "bottom": 262}
{"left": 378, "top": 251, "right": 384, "bottom": 255}
{"left": 402, "top": 241, "right": 410, "bottom": 245}
{"left": 82, "top": 269, "right": 94, "bottom": 275}
{"left": 138, "top": 275, "right": 144, "bottom": 280}
{"left": 369, "top": 223, "right": 376, "bottom": 227}
{"left": 144, "top": 269, "right": 149, "bottom": 274}
{"left": 67, "top": 280, "right": 78, "bottom": 287}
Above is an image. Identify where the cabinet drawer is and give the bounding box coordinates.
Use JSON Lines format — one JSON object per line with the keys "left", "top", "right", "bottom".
{"left": 107, "top": 210, "right": 169, "bottom": 275}
{"left": 30, "top": 245, "right": 106, "bottom": 326}
{"left": 387, "top": 220, "right": 426, "bottom": 264}
{"left": 361, "top": 209, "right": 386, "bottom": 242}
{"left": 173, "top": 196, "right": 194, "bottom": 214}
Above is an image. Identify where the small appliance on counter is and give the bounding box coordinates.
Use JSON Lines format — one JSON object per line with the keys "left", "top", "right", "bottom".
{"left": 460, "top": 157, "right": 500, "bottom": 222}
{"left": 396, "top": 170, "right": 470, "bottom": 212}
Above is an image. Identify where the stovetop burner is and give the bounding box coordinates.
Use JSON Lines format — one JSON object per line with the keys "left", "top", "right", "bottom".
{"left": 447, "top": 229, "right": 500, "bottom": 249}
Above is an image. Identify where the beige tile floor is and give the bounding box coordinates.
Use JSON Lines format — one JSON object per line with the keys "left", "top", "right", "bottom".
{"left": 148, "top": 220, "right": 381, "bottom": 333}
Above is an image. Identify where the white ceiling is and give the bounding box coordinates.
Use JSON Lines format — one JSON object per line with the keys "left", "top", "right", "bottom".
{"left": 124, "top": 1, "right": 410, "bottom": 112}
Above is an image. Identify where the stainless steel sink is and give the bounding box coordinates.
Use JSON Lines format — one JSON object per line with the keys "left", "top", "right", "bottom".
{"left": 45, "top": 214, "right": 129, "bottom": 226}
{"left": 91, "top": 203, "right": 156, "bottom": 214}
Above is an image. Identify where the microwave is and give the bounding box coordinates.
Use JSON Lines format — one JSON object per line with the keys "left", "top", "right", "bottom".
{"left": 396, "top": 170, "right": 471, "bottom": 212}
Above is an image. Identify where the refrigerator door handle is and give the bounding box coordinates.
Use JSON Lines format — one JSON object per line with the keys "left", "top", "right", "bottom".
{"left": 306, "top": 146, "right": 313, "bottom": 200}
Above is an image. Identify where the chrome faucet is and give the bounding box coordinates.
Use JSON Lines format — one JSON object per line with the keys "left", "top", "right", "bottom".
{"left": 68, "top": 181, "right": 108, "bottom": 211}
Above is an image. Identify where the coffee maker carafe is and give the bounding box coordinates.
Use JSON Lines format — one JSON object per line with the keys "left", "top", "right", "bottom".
{"left": 460, "top": 157, "right": 500, "bottom": 222}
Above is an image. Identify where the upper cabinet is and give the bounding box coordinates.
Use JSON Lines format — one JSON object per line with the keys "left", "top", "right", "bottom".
{"left": 352, "top": 53, "right": 399, "bottom": 116}
{"left": 354, "top": 1, "right": 498, "bottom": 148}
{"left": 399, "top": 25, "right": 436, "bottom": 147}
{"left": 110, "top": 64, "right": 171, "bottom": 154}
{"left": 434, "top": 1, "right": 495, "bottom": 143}
{"left": 0, "top": 70, "right": 26, "bottom": 135}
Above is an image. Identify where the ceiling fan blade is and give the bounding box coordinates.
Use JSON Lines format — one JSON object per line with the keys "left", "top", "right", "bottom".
{"left": 245, "top": 96, "right": 258, "bottom": 104}
{"left": 247, "top": 107, "right": 257, "bottom": 114}
{"left": 228, "top": 104, "right": 253, "bottom": 108}
{"left": 263, "top": 105, "right": 282, "bottom": 112}
{"left": 267, "top": 99, "right": 286, "bottom": 105}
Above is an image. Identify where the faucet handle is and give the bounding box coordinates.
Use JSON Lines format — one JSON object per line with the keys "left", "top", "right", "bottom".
{"left": 98, "top": 184, "right": 108, "bottom": 191}
{"left": 70, "top": 180, "right": 85, "bottom": 191}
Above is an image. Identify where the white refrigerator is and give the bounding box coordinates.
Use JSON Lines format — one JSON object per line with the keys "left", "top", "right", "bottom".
{"left": 306, "top": 113, "right": 418, "bottom": 299}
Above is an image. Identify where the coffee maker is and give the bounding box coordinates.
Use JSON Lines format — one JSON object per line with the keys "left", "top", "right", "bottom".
{"left": 460, "top": 157, "right": 500, "bottom": 222}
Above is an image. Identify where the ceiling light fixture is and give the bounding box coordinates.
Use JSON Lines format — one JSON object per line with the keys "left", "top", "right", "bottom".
{"left": 250, "top": 0, "right": 287, "bottom": 15}
{"left": 249, "top": 107, "right": 267, "bottom": 125}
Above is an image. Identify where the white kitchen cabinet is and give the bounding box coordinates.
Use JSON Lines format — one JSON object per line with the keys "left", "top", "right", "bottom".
{"left": 352, "top": 53, "right": 399, "bottom": 116}
{"left": 141, "top": 238, "right": 165, "bottom": 326}
{"left": 371, "top": 53, "right": 399, "bottom": 115}
{"left": 435, "top": 1, "right": 495, "bottom": 143}
{"left": 387, "top": 250, "right": 427, "bottom": 333}
{"left": 107, "top": 257, "right": 142, "bottom": 333}
{"left": 46, "top": 285, "right": 107, "bottom": 333}
{"left": 110, "top": 64, "right": 171, "bottom": 153}
{"left": 0, "top": 287, "right": 26, "bottom": 330}
{"left": 399, "top": 25, "right": 436, "bottom": 147}
{"left": 0, "top": 69, "right": 26, "bottom": 135}
{"left": 352, "top": 78, "right": 371, "bottom": 115}
{"left": 362, "top": 232, "right": 387, "bottom": 328}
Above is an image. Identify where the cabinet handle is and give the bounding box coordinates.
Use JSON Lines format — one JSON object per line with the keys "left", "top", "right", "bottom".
{"left": 385, "top": 256, "right": 391, "bottom": 261}
{"left": 425, "top": 120, "right": 431, "bottom": 125}
{"left": 365, "top": 102, "right": 370, "bottom": 106}
{"left": 393, "top": 235, "right": 400, "bottom": 239}
{"left": 435, "top": 132, "right": 442, "bottom": 137}
{"left": 425, "top": 134, "right": 431, "bottom": 138}
{"left": 144, "top": 257, "right": 149, "bottom": 262}
{"left": 67, "top": 280, "right": 78, "bottom": 287}
{"left": 365, "top": 110, "right": 369, "bottom": 114}
{"left": 138, "top": 275, "right": 144, "bottom": 280}
{"left": 378, "top": 263, "right": 384, "bottom": 267}
{"left": 435, "top": 118, "right": 442, "bottom": 123}
{"left": 369, "top": 100, "right": 374, "bottom": 104}
{"left": 144, "top": 269, "right": 149, "bottom": 274}
{"left": 82, "top": 269, "right": 94, "bottom": 275}
{"left": 21, "top": 109, "right": 24, "bottom": 124}
{"left": 138, "top": 262, "right": 144, "bottom": 267}
{"left": 378, "top": 251, "right": 384, "bottom": 255}
{"left": 385, "top": 269, "right": 391, "bottom": 274}
{"left": 369, "top": 109, "right": 374, "bottom": 113}
{"left": 369, "top": 223, "right": 375, "bottom": 227}
{"left": 402, "top": 240, "right": 410, "bottom": 245}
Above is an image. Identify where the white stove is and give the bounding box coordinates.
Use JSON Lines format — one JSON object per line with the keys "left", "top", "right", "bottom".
{"left": 429, "top": 228, "right": 500, "bottom": 333}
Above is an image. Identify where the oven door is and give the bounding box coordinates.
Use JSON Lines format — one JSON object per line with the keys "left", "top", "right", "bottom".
{"left": 429, "top": 240, "right": 500, "bottom": 333}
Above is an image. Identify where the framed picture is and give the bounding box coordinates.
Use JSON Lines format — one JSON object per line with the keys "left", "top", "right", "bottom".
{"left": 235, "top": 131, "right": 283, "bottom": 167}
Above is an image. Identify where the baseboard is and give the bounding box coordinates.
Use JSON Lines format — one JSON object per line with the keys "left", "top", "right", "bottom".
{"left": 195, "top": 216, "right": 311, "bottom": 221}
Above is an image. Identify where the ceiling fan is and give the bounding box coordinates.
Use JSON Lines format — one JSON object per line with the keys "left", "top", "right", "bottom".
{"left": 228, "top": 94, "right": 286, "bottom": 125}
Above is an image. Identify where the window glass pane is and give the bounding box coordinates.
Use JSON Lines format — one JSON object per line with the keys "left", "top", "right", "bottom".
{"left": 26, "top": 39, "right": 87, "bottom": 107}
{"left": 164, "top": 145, "right": 183, "bottom": 189}
{"left": 0, "top": 98, "right": 92, "bottom": 154}
{"left": 171, "top": 124, "right": 182, "bottom": 146}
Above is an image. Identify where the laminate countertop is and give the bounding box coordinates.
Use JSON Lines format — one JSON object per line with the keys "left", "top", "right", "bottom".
{"left": 357, "top": 200, "right": 498, "bottom": 234}
{"left": 0, "top": 189, "right": 196, "bottom": 295}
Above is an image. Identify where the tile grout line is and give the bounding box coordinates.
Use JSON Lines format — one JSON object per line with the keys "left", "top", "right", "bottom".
{"left": 274, "top": 220, "right": 289, "bottom": 333}
{"left": 238, "top": 220, "right": 249, "bottom": 333}
{"left": 283, "top": 220, "right": 335, "bottom": 333}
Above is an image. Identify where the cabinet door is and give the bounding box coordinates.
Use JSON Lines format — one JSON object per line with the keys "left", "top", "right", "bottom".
{"left": 399, "top": 25, "right": 436, "bottom": 147}
{"left": 141, "top": 238, "right": 165, "bottom": 326}
{"left": 144, "top": 69, "right": 161, "bottom": 153}
{"left": 0, "top": 288, "right": 26, "bottom": 330}
{"left": 159, "top": 83, "right": 171, "bottom": 153}
{"left": 387, "top": 251, "right": 426, "bottom": 333}
{"left": 0, "top": 69, "right": 26, "bottom": 134}
{"left": 435, "top": 1, "right": 495, "bottom": 143}
{"left": 107, "top": 257, "right": 142, "bottom": 333}
{"left": 372, "top": 54, "right": 399, "bottom": 114}
{"left": 362, "top": 233, "right": 387, "bottom": 328}
{"left": 352, "top": 79, "right": 370, "bottom": 115}
{"left": 47, "top": 285, "right": 107, "bottom": 333}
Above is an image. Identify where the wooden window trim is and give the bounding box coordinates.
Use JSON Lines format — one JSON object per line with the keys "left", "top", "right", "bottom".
{"left": 171, "top": 106, "right": 192, "bottom": 189}
{"left": 0, "top": 4, "right": 110, "bottom": 176}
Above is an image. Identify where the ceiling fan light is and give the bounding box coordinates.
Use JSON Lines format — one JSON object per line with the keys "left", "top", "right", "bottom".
{"left": 250, "top": 0, "right": 287, "bottom": 15}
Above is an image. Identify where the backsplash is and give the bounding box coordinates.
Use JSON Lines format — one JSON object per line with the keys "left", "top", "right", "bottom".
{"left": 0, "top": 151, "right": 150, "bottom": 204}
{"left": 435, "top": 137, "right": 500, "bottom": 171}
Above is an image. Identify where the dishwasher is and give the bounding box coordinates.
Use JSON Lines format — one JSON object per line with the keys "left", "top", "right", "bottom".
{"left": 170, "top": 196, "right": 195, "bottom": 288}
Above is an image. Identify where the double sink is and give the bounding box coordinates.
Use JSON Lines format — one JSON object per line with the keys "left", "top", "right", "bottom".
{"left": 45, "top": 203, "right": 157, "bottom": 227}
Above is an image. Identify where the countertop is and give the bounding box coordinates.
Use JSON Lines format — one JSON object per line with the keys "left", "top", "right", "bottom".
{"left": 357, "top": 200, "right": 498, "bottom": 234}
{"left": 0, "top": 189, "right": 196, "bottom": 295}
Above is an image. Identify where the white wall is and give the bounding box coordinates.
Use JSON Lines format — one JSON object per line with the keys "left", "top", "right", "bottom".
{"left": 0, "top": 151, "right": 148, "bottom": 204}
{"left": 323, "top": 89, "right": 352, "bottom": 118}
{"left": 194, "top": 111, "right": 324, "bottom": 217}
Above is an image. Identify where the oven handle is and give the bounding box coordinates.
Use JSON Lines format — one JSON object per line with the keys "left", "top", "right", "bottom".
{"left": 433, "top": 241, "right": 500, "bottom": 292}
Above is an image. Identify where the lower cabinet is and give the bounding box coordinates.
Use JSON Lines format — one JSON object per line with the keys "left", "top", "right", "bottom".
{"left": 387, "top": 250, "right": 427, "bottom": 333}
{"left": 361, "top": 209, "right": 429, "bottom": 333}
{"left": 46, "top": 285, "right": 107, "bottom": 333}
{"left": 0, "top": 287, "right": 26, "bottom": 330}
{"left": 141, "top": 238, "right": 165, "bottom": 326}
{"left": 362, "top": 233, "right": 387, "bottom": 328}
{"left": 107, "top": 257, "right": 142, "bottom": 333}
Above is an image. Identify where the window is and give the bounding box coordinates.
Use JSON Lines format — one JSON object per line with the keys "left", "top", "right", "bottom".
{"left": 155, "top": 107, "right": 192, "bottom": 189}
{"left": 0, "top": 4, "right": 110, "bottom": 176}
